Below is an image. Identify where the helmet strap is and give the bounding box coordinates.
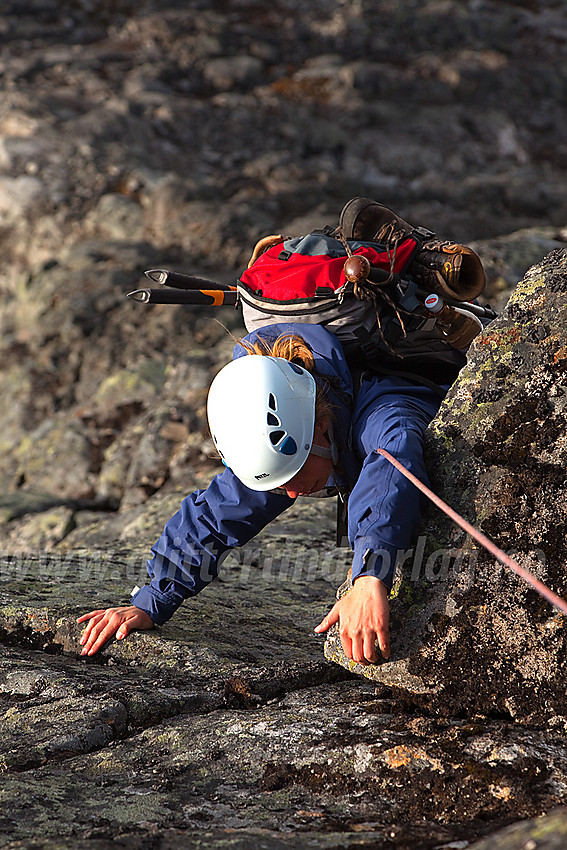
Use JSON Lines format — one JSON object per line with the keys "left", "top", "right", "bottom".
{"left": 310, "top": 444, "right": 333, "bottom": 460}
{"left": 310, "top": 420, "right": 339, "bottom": 466}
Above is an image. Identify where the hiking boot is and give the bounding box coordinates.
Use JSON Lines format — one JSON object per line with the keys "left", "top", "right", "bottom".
{"left": 412, "top": 241, "right": 486, "bottom": 301}
{"left": 338, "top": 197, "right": 486, "bottom": 301}
{"left": 338, "top": 197, "right": 425, "bottom": 244}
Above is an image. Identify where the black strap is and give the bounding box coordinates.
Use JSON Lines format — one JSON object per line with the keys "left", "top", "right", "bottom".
{"left": 336, "top": 491, "right": 349, "bottom": 548}
{"left": 348, "top": 327, "right": 447, "bottom": 398}
{"left": 361, "top": 363, "right": 447, "bottom": 398}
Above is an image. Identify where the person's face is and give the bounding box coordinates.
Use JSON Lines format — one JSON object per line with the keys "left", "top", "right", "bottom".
{"left": 282, "top": 423, "right": 333, "bottom": 498}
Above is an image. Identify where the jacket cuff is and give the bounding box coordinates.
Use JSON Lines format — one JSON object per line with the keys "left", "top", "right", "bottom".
{"left": 351, "top": 541, "right": 398, "bottom": 591}
{"left": 130, "top": 584, "right": 181, "bottom": 626}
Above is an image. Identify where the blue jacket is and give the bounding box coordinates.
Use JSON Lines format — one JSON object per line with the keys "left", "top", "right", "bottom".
{"left": 132, "top": 323, "right": 444, "bottom": 625}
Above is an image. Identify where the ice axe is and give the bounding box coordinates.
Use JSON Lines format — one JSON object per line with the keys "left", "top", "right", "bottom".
{"left": 127, "top": 268, "right": 238, "bottom": 306}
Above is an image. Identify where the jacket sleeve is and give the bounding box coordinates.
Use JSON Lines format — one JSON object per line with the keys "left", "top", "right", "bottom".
{"left": 348, "top": 378, "right": 444, "bottom": 591}
{"left": 131, "top": 469, "right": 294, "bottom": 625}
{"left": 348, "top": 445, "right": 424, "bottom": 592}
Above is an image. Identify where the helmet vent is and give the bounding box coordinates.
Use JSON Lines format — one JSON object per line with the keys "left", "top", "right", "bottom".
{"left": 268, "top": 393, "right": 277, "bottom": 410}
{"left": 267, "top": 412, "right": 280, "bottom": 426}
{"left": 269, "top": 429, "right": 285, "bottom": 445}
{"left": 279, "top": 436, "right": 297, "bottom": 455}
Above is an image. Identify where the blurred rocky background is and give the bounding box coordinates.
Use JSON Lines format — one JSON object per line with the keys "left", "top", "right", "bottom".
{"left": 1, "top": 0, "right": 567, "bottom": 847}
{"left": 2, "top": 0, "right": 567, "bottom": 550}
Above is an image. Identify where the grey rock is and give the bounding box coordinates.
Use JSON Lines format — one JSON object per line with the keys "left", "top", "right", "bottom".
{"left": 202, "top": 55, "right": 265, "bottom": 91}
{"left": 0, "top": 689, "right": 128, "bottom": 772}
{"left": 468, "top": 808, "right": 567, "bottom": 850}
{"left": 85, "top": 193, "right": 145, "bottom": 242}
{"left": 1, "top": 0, "right": 567, "bottom": 845}
{"left": 472, "top": 227, "right": 567, "bottom": 310}
{"left": 1, "top": 547, "right": 567, "bottom": 848}
{"left": 13, "top": 417, "right": 94, "bottom": 500}
{"left": 0, "top": 175, "right": 43, "bottom": 219}
{"left": 1, "top": 505, "right": 76, "bottom": 552}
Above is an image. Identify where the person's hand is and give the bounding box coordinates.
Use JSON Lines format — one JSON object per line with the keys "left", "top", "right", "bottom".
{"left": 77, "top": 605, "right": 154, "bottom": 656}
{"left": 314, "top": 576, "right": 390, "bottom": 665}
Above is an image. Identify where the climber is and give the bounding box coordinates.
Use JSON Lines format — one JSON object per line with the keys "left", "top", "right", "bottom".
{"left": 78, "top": 322, "right": 446, "bottom": 664}
{"left": 78, "top": 196, "right": 490, "bottom": 663}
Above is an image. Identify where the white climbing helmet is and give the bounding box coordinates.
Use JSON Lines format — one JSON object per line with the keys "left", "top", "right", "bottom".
{"left": 207, "top": 355, "right": 317, "bottom": 491}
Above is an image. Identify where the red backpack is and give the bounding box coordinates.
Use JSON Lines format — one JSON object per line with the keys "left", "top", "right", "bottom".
{"left": 237, "top": 199, "right": 488, "bottom": 390}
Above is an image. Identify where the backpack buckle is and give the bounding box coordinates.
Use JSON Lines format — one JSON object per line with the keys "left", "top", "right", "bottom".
{"left": 412, "top": 226, "right": 436, "bottom": 242}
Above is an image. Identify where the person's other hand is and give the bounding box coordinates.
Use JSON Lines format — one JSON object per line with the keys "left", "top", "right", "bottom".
{"left": 77, "top": 605, "right": 154, "bottom": 656}
{"left": 314, "top": 576, "right": 390, "bottom": 665}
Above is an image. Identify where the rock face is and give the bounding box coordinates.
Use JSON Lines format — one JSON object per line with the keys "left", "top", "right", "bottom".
{"left": 468, "top": 808, "right": 567, "bottom": 850}
{"left": 2, "top": 0, "right": 567, "bottom": 846}
{"left": 2, "top": 544, "right": 567, "bottom": 850}
{"left": 326, "top": 248, "right": 567, "bottom": 725}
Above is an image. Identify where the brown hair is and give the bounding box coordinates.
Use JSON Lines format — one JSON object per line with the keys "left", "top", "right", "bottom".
{"left": 239, "top": 332, "right": 333, "bottom": 427}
